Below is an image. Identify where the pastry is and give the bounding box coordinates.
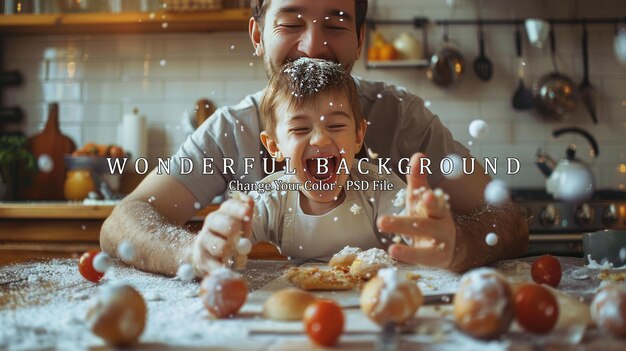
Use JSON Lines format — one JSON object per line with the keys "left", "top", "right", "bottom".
{"left": 199, "top": 267, "right": 248, "bottom": 318}
{"left": 349, "top": 248, "right": 395, "bottom": 280}
{"left": 263, "top": 288, "right": 317, "bottom": 321}
{"left": 360, "top": 267, "right": 423, "bottom": 325}
{"left": 453, "top": 268, "right": 515, "bottom": 340}
{"left": 329, "top": 246, "right": 362, "bottom": 268}
{"left": 286, "top": 266, "right": 356, "bottom": 290}
{"left": 87, "top": 284, "right": 147, "bottom": 347}
{"left": 591, "top": 284, "right": 626, "bottom": 337}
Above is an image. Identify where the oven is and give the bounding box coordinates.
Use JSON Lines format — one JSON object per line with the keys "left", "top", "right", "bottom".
{"left": 511, "top": 189, "right": 626, "bottom": 257}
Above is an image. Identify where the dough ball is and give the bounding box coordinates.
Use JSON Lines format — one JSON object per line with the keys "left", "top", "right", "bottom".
{"left": 329, "top": 246, "right": 362, "bottom": 268}
{"left": 263, "top": 288, "right": 317, "bottom": 321}
{"left": 199, "top": 267, "right": 248, "bottom": 318}
{"left": 87, "top": 284, "right": 147, "bottom": 347}
{"left": 591, "top": 284, "right": 626, "bottom": 337}
{"left": 349, "top": 248, "right": 395, "bottom": 280}
{"left": 453, "top": 268, "right": 515, "bottom": 340}
{"left": 360, "top": 267, "right": 423, "bottom": 325}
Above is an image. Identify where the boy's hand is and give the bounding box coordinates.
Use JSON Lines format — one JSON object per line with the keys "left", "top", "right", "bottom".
{"left": 192, "top": 194, "right": 254, "bottom": 276}
{"left": 377, "top": 153, "right": 457, "bottom": 268}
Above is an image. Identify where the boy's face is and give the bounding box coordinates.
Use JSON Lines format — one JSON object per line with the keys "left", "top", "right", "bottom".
{"left": 250, "top": 0, "right": 363, "bottom": 77}
{"left": 261, "top": 91, "right": 366, "bottom": 204}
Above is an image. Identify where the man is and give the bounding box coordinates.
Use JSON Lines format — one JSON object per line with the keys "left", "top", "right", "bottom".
{"left": 100, "top": 0, "right": 528, "bottom": 276}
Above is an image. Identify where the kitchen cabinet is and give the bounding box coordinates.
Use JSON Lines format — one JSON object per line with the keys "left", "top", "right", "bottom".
{"left": 0, "top": 8, "right": 250, "bottom": 35}
{"left": 0, "top": 202, "right": 282, "bottom": 264}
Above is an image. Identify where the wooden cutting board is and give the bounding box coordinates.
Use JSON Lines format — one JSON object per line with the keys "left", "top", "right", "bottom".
{"left": 20, "top": 103, "right": 76, "bottom": 200}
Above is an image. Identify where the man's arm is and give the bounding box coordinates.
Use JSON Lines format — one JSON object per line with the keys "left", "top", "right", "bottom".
{"left": 437, "top": 165, "right": 529, "bottom": 272}
{"left": 100, "top": 170, "right": 200, "bottom": 276}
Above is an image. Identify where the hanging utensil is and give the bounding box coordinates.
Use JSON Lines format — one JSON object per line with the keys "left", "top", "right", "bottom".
{"left": 428, "top": 24, "right": 465, "bottom": 88}
{"left": 512, "top": 25, "right": 533, "bottom": 110}
{"left": 579, "top": 22, "right": 598, "bottom": 124}
{"left": 533, "top": 27, "right": 577, "bottom": 118}
{"left": 473, "top": 24, "right": 493, "bottom": 81}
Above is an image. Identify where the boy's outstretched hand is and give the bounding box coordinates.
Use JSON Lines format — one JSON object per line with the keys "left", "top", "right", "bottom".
{"left": 191, "top": 193, "right": 254, "bottom": 276}
{"left": 377, "top": 153, "right": 457, "bottom": 268}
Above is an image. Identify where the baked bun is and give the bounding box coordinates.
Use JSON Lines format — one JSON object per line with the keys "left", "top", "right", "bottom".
{"left": 263, "top": 288, "right": 317, "bottom": 321}
{"left": 199, "top": 267, "right": 248, "bottom": 318}
{"left": 453, "top": 268, "right": 515, "bottom": 340}
{"left": 360, "top": 267, "right": 423, "bottom": 325}
{"left": 87, "top": 284, "right": 147, "bottom": 347}
{"left": 349, "top": 248, "right": 395, "bottom": 280}
{"left": 591, "top": 284, "right": 626, "bottom": 337}
{"left": 329, "top": 246, "right": 362, "bottom": 268}
{"left": 286, "top": 266, "right": 356, "bottom": 291}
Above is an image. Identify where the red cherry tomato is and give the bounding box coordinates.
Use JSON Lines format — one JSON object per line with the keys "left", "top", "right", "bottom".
{"left": 78, "top": 250, "right": 104, "bottom": 283}
{"left": 515, "top": 284, "right": 559, "bottom": 334}
{"left": 531, "top": 255, "right": 562, "bottom": 287}
{"left": 303, "top": 300, "right": 344, "bottom": 346}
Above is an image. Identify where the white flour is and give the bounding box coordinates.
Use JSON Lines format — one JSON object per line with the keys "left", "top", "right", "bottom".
{"left": 0, "top": 257, "right": 619, "bottom": 350}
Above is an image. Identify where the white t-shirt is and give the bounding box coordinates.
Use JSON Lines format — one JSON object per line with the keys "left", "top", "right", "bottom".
{"left": 170, "top": 77, "right": 469, "bottom": 206}
{"left": 249, "top": 163, "right": 407, "bottom": 261}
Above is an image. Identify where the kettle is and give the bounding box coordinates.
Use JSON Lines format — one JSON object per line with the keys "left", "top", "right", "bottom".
{"left": 535, "top": 127, "right": 599, "bottom": 202}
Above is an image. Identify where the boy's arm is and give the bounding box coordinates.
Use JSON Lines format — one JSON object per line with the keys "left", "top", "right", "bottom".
{"left": 379, "top": 153, "right": 528, "bottom": 272}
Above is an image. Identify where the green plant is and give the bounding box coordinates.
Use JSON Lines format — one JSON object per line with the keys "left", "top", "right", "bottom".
{"left": 0, "top": 134, "right": 36, "bottom": 185}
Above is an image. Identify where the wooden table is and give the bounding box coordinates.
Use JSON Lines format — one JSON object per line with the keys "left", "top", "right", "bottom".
{"left": 1, "top": 257, "right": 625, "bottom": 350}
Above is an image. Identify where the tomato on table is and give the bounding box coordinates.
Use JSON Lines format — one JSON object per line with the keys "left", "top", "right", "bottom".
{"left": 531, "top": 255, "right": 562, "bottom": 287}
{"left": 303, "top": 300, "right": 344, "bottom": 346}
{"left": 79, "top": 250, "right": 105, "bottom": 283}
{"left": 515, "top": 284, "right": 559, "bottom": 334}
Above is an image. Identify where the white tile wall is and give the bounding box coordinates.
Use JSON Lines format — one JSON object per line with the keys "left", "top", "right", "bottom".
{"left": 3, "top": 0, "right": 626, "bottom": 189}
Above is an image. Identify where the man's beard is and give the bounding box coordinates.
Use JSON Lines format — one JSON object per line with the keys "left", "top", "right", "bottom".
{"left": 263, "top": 56, "right": 353, "bottom": 79}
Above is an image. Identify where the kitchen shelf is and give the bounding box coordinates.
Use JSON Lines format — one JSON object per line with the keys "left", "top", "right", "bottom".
{"left": 0, "top": 9, "right": 251, "bottom": 35}
{"left": 364, "top": 17, "right": 430, "bottom": 70}
{"left": 366, "top": 58, "right": 429, "bottom": 69}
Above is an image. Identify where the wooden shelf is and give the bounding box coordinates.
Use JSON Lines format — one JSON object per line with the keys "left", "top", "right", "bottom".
{"left": 0, "top": 202, "right": 218, "bottom": 219}
{"left": 0, "top": 9, "right": 251, "bottom": 35}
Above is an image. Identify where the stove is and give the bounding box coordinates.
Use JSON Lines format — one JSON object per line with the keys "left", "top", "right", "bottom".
{"left": 511, "top": 189, "right": 626, "bottom": 257}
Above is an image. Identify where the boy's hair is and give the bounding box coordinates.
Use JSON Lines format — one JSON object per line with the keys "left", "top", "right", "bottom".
{"left": 251, "top": 0, "right": 368, "bottom": 38}
{"left": 260, "top": 58, "right": 363, "bottom": 138}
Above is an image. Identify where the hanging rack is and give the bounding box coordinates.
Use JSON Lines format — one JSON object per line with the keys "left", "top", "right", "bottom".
{"left": 435, "top": 17, "right": 626, "bottom": 26}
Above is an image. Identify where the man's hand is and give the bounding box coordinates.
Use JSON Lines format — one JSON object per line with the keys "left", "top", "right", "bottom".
{"left": 377, "top": 153, "right": 457, "bottom": 268}
{"left": 192, "top": 194, "right": 254, "bottom": 276}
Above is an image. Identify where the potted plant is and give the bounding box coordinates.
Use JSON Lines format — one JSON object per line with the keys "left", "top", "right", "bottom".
{"left": 0, "top": 134, "right": 36, "bottom": 200}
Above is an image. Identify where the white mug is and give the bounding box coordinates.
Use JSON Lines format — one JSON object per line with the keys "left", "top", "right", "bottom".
{"left": 615, "top": 26, "right": 626, "bottom": 64}
{"left": 525, "top": 18, "right": 550, "bottom": 49}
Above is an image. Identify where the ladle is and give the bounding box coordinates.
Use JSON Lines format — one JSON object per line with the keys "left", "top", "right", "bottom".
{"left": 512, "top": 26, "right": 533, "bottom": 110}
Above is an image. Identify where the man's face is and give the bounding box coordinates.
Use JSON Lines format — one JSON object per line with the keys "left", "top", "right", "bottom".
{"left": 251, "top": 0, "right": 363, "bottom": 76}
{"left": 268, "top": 91, "right": 365, "bottom": 205}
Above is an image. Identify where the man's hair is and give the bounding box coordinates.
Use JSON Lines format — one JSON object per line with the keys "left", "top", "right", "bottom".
{"left": 251, "top": 0, "right": 368, "bottom": 37}
{"left": 260, "top": 58, "right": 363, "bottom": 138}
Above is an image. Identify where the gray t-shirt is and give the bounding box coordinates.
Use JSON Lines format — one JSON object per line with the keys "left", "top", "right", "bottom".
{"left": 170, "top": 76, "right": 469, "bottom": 206}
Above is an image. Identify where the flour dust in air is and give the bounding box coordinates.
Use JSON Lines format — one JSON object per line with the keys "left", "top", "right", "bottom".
{"left": 469, "top": 119, "right": 489, "bottom": 139}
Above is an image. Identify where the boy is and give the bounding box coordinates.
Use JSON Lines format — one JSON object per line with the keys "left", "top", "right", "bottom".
{"left": 193, "top": 58, "right": 444, "bottom": 270}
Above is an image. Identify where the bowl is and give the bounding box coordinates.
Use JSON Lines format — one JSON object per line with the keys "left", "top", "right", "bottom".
{"left": 582, "top": 229, "right": 626, "bottom": 267}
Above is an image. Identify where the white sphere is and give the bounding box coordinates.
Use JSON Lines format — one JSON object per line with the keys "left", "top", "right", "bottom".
{"left": 485, "top": 233, "right": 499, "bottom": 246}
{"left": 93, "top": 252, "right": 112, "bottom": 273}
{"left": 176, "top": 264, "right": 196, "bottom": 281}
{"left": 442, "top": 154, "right": 464, "bottom": 180}
{"left": 37, "top": 154, "right": 54, "bottom": 173}
{"left": 484, "top": 179, "right": 510, "bottom": 204}
{"left": 117, "top": 240, "right": 136, "bottom": 261}
{"left": 236, "top": 238, "right": 252, "bottom": 255}
{"left": 469, "top": 119, "right": 489, "bottom": 139}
